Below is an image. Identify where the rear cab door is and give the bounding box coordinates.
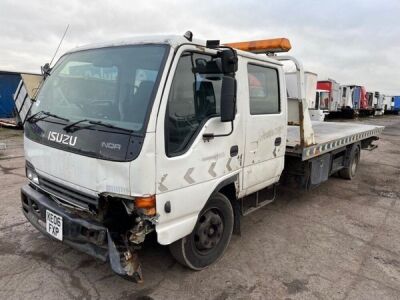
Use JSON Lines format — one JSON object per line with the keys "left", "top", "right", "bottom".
{"left": 241, "top": 56, "right": 287, "bottom": 196}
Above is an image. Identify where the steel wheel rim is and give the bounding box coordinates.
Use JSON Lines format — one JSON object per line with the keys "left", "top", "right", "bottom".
{"left": 351, "top": 151, "right": 359, "bottom": 176}
{"left": 193, "top": 208, "right": 224, "bottom": 254}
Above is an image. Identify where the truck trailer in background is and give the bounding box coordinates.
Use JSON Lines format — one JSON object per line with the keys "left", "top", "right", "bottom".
{"left": 385, "top": 96, "right": 400, "bottom": 114}
{"left": 0, "top": 70, "right": 41, "bottom": 127}
{"left": 0, "top": 71, "right": 22, "bottom": 119}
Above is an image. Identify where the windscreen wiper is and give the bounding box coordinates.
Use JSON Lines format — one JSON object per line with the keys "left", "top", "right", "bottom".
{"left": 87, "top": 120, "right": 134, "bottom": 133}
{"left": 27, "top": 111, "right": 69, "bottom": 123}
{"left": 63, "top": 119, "right": 134, "bottom": 134}
{"left": 63, "top": 119, "right": 91, "bottom": 132}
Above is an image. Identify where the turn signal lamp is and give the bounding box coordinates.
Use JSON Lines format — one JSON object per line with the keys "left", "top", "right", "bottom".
{"left": 135, "top": 195, "right": 156, "bottom": 216}
{"left": 225, "top": 38, "right": 291, "bottom": 54}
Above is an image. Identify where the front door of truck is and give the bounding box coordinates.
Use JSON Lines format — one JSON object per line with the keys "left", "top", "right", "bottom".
{"left": 154, "top": 46, "right": 244, "bottom": 245}
{"left": 242, "top": 60, "right": 286, "bottom": 195}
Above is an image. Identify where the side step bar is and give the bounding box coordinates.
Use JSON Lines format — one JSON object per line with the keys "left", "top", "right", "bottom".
{"left": 240, "top": 184, "right": 277, "bottom": 216}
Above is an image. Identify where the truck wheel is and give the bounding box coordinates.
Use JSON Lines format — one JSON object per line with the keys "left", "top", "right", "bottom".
{"left": 169, "top": 192, "right": 234, "bottom": 270}
{"left": 340, "top": 147, "right": 360, "bottom": 180}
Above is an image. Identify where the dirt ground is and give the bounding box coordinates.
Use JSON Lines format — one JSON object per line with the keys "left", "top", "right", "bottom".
{"left": 0, "top": 116, "right": 399, "bottom": 300}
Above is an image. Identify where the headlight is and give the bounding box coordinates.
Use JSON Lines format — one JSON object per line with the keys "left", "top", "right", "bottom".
{"left": 26, "top": 163, "right": 39, "bottom": 184}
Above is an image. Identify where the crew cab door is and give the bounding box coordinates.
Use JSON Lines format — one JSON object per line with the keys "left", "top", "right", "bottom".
{"left": 242, "top": 59, "right": 287, "bottom": 195}
{"left": 154, "top": 46, "right": 244, "bottom": 245}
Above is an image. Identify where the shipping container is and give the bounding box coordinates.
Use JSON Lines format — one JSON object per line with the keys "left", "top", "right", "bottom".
{"left": 0, "top": 71, "right": 21, "bottom": 118}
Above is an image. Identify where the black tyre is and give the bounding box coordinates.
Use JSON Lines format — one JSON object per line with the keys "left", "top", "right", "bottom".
{"left": 169, "top": 192, "right": 234, "bottom": 270}
{"left": 340, "top": 146, "right": 360, "bottom": 180}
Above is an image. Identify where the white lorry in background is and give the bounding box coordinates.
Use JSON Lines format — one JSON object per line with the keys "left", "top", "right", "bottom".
{"left": 383, "top": 95, "right": 394, "bottom": 113}
{"left": 21, "top": 34, "right": 384, "bottom": 282}
{"left": 373, "top": 92, "right": 385, "bottom": 116}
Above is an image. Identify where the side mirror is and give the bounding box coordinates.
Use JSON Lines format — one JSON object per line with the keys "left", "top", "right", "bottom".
{"left": 220, "top": 76, "right": 236, "bottom": 122}
{"left": 220, "top": 49, "right": 238, "bottom": 74}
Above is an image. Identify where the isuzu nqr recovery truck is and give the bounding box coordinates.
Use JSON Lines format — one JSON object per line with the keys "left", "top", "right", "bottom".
{"left": 21, "top": 34, "right": 384, "bottom": 282}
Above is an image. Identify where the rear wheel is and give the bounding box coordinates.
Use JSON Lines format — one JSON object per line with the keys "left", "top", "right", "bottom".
{"left": 340, "top": 146, "right": 360, "bottom": 180}
{"left": 169, "top": 192, "right": 234, "bottom": 270}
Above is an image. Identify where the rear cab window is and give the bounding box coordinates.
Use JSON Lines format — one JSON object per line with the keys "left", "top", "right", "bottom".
{"left": 247, "top": 64, "right": 280, "bottom": 115}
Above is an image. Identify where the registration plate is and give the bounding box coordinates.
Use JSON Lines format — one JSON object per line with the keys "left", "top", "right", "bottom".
{"left": 46, "top": 210, "right": 63, "bottom": 241}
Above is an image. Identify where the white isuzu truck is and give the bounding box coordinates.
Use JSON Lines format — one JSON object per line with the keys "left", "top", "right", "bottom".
{"left": 21, "top": 33, "right": 384, "bottom": 282}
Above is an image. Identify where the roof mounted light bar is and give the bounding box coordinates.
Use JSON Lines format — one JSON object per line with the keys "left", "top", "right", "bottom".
{"left": 224, "top": 38, "right": 292, "bottom": 54}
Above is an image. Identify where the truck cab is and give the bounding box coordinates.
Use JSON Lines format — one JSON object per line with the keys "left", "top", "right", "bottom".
{"left": 317, "top": 79, "right": 340, "bottom": 112}
{"left": 21, "top": 35, "right": 289, "bottom": 280}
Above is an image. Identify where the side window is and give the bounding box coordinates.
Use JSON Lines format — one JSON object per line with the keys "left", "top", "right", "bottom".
{"left": 248, "top": 64, "right": 280, "bottom": 115}
{"left": 166, "top": 52, "right": 222, "bottom": 156}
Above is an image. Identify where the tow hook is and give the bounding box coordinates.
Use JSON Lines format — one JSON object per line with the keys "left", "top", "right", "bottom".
{"left": 107, "top": 231, "right": 143, "bottom": 283}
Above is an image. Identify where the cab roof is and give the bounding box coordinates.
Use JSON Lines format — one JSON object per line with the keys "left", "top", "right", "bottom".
{"left": 65, "top": 34, "right": 283, "bottom": 66}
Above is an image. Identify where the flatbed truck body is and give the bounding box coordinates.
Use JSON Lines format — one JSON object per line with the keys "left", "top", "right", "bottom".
{"left": 287, "top": 121, "right": 382, "bottom": 159}
{"left": 20, "top": 34, "right": 383, "bottom": 281}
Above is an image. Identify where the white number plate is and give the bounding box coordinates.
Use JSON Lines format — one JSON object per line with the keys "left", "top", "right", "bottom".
{"left": 46, "top": 210, "right": 63, "bottom": 241}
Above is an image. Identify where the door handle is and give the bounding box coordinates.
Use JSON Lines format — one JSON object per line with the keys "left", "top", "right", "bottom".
{"left": 230, "top": 145, "right": 239, "bottom": 157}
{"left": 275, "top": 137, "right": 282, "bottom": 146}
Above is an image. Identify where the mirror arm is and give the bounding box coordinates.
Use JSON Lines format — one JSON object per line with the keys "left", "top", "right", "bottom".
{"left": 202, "top": 120, "right": 234, "bottom": 141}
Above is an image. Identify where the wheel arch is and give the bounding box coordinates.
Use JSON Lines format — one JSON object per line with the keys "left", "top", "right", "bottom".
{"left": 210, "top": 174, "right": 241, "bottom": 235}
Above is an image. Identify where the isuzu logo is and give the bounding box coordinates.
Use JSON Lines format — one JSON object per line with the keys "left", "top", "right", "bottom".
{"left": 48, "top": 131, "right": 77, "bottom": 146}
{"left": 101, "top": 142, "right": 121, "bottom": 150}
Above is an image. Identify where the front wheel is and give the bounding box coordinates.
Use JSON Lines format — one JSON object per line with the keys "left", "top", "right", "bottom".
{"left": 169, "top": 192, "right": 234, "bottom": 270}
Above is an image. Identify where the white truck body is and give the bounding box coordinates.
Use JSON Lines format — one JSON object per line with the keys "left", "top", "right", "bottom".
{"left": 330, "top": 80, "right": 341, "bottom": 112}
{"left": 340, "top": 85, "right": 354, "bottom": 108}
{"left": 20, "top": 35, "right": 384, "bottom": 280}
{"left": 383, "top": 95, "right": 393, "bottom": 111}
{"left": 375, "top": 93, "right": 385, "bottom": 116}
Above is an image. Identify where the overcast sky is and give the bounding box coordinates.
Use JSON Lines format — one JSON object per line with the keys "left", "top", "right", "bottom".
{"left": 0, "top": 0, "right": 399, "bottom": 94}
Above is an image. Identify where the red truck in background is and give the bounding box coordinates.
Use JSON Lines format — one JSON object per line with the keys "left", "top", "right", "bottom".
{"left": 317, "top": 79, "right": 340, "bottom": 116}
{"left": 357, "top": 86, "right": 374, "bottom": 115}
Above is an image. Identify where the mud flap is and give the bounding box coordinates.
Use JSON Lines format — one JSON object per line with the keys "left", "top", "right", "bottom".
{"left": 107, "top": 231, "right": 143, "bottom": 283}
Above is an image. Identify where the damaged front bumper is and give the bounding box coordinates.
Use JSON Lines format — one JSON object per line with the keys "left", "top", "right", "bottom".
{"left": 21, "top": 184, "right": 143, "bottom": 282}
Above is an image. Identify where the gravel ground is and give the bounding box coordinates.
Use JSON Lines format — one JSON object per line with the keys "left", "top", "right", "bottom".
{"left": 0, "top": 116, "right": 399, "bottom": 300}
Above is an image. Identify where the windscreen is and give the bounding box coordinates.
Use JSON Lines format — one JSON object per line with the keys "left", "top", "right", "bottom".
{"left": 32, "top": 45, "right": 168, "bottom": 132}
{"left": 319, "top": 91, "right": 330, "bottom": 109}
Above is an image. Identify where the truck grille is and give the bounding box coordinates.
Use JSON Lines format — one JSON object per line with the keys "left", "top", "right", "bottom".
{"left": 35, "top": 175, "right": 99, "bottom": 211}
